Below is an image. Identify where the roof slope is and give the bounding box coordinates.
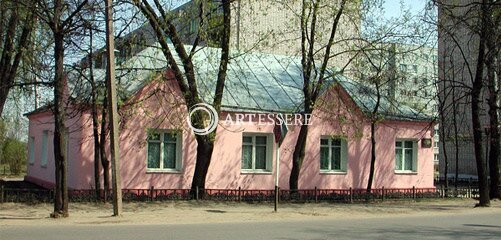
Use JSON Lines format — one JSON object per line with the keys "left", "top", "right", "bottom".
{"left": 60, "top": 43, "right": 432, "bottom": 122}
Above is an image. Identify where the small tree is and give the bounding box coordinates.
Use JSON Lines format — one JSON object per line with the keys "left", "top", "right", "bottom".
{"left": 289, "top": 0, "right": 350, "bottom": 191}
{"left": 2, "top": 138, "right": 27, "bottom": 175}
{"left": 33, "top": 0, "right": 90, "bottom": 217}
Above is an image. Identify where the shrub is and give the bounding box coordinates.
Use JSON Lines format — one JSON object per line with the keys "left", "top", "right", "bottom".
{"left": 2, "top": 138, "right": 27, "bottom": 175}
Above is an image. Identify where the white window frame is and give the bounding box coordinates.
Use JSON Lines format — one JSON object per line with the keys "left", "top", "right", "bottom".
{"left": 395, "top": 139, "right": 418, "bottom": 173}
{"left": 241, "top": 133, "right": 273, "bottom": 174}
{"left": 41, "top": 130, "right": 49, "bottom": 168}
{"left": 28, "top": 136, "right": 35, "bottom": 165}
{"left": 146, "top": 130, "right": 182, "bottom": 173}
{"left": 319, "top": 136, "right": 348, "bottom": 174}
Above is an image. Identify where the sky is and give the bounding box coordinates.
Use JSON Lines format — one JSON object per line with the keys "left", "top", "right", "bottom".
{"left": 383, "top": 0, "right": 429, "bottom": 18}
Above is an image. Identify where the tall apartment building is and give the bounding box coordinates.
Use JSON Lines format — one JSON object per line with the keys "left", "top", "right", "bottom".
{"left": 437, "top": 0, "right": 499, "bottom": 179}
{"left": 91, "top": 0, "right": 360, "bottom": 72}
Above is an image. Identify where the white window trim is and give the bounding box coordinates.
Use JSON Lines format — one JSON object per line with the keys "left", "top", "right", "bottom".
{"left": 41, "top": 130, "right": 49, "bottom": 168}
{"left": 319, "top": 136, "right": 348, "bottom": 174}
{"left": 146, "top": 130, "right": 182, "bottom": 173}
{"left": 28, "top": 136, "right": 35, "bottom": 165}
{"left": 241, "top": 133, "right": 273, "bottom": 174}
{"left": 395, "top": 139, "right": 418, "bottom": 174}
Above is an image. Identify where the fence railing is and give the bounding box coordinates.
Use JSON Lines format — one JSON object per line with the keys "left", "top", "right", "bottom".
{"left": 0, "top": 185, "right": 485, "bottom": 203}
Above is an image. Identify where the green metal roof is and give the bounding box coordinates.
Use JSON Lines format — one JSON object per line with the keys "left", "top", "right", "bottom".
{"left": 64, "top": 43, "right": 431, "bottom": 122}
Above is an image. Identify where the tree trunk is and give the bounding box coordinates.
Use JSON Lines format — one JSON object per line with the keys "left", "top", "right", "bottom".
{"left": 51, "top": 32, "right": 69, "bottom": 218}
{"left": 289, "top": 122, "right": 309, "bottom": 191}
{"left": 366, "top": 82, "right": 381, "bottom": 193}
{"left": 367, "top": 121, "right": 376, "bottom": 193}
{"left": 92, "top": 96, "right": 101, "bottom": 200}
{"left": 190, "top": 135, "right": 214, "bottom": 197}
{"left": 89, "top": 26, "right": 101, "bottom": 200}
{"left": 439, "top": 77, "right": 450, "bottom": 196}
{"left": 452, "top": 86, "right": 459, "bottom": 191}
{"left": 188, "top": 0, "right": 230, "bottom": 197}
{"left": 486, "top": 39, "right": 500, "bottom": 200}
{"left": 100, "top": 97, "right": 110, "bottom": 200}
{"left": 471, "top": 75, "right": 490, "bottom": 206}
{"left": 471, "top": 0, "right": 490, "bottom": 206}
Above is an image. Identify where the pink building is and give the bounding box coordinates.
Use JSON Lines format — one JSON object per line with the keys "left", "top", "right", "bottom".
{"left": 24, "top": 47, "right": 435, "bottom": 191}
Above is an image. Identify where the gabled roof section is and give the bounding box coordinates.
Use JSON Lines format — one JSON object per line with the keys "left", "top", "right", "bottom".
{"left": 335, "top": 75, "right": 433, "bottom": 122}
{"left": 49, "top": 43, "right": 432, "bottom": 122}
{"left": 113, "top": 43, "right": 305, "bottom": 113}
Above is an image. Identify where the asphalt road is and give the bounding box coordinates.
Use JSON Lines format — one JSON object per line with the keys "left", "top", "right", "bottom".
{"left": 2, "top": 211, "right": 501, "bottom": 240}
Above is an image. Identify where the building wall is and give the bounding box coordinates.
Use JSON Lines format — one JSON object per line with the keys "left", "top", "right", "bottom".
{"left": 26, "top": 72, "right": 435, "bottom": 190}
{"left": 229, "top": 0, "right": 360, "bottom": 71}
{"left": 130, "top": 0, "right": 360, "bottom": 73}
{"left": 437, "top": 0, "right": 492, "bottom": 178}
{"left": 25, "top": 109, "right": 91, "bottom": 189}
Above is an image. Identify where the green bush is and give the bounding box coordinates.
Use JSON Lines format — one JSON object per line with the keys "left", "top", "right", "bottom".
{"left": 2, "top": 138, "right": 27, "bottom": 175}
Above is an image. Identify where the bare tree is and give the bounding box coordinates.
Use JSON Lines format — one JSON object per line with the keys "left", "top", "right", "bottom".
{"left": 132, "top": 0, "right": 231, "bottom": 194}
{"left": 0, "top": 0, "right": 35, "bottom": 115}
{"left": 470, "top": 0, "right": 489, "bottom": 205}
{"left": 484, "top": 0, "right": 500, "bottom": 199}
{"left": 435, "top": 0, "right": 499, "bottom": 206}
{"left": 356, "top": 44, "right": 389, "bottom": 193}
{"left": 33, "top": 0, "right": 89, "bottom": 217}
{"left": 288, "top": 0, "right": 348, "bottom": 191}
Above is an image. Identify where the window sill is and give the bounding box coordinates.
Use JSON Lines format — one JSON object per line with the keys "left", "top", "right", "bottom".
{"left": 320, "top": 171, "right": 347, "bottom": 175}
{"left": 395, "top": 170, "right": 418, "bottom": 175}
{"left": 241, "top": 170, "right": 272, "bottom": 175}
{"left": 146, "top": 169, "right": 182, "bottom": 174}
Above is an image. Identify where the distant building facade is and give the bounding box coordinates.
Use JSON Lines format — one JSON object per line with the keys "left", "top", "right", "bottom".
{"left": 437, "top": 0, "right": 499, "bottom": 179}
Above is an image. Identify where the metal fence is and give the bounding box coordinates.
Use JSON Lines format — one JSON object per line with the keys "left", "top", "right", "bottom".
{"left": 0, "top": 185, "right": 482, "bottom": 203}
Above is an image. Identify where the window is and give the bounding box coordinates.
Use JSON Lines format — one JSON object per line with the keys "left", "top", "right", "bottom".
{"left": 41, "top": 130, "right": 48, "bottom": 167}
{"left": 320, "top": 137, "right": 347, "bottom": 172}
{"left": 395, "top": 140, "right": 417, "bottom": 172}
{"left": 147, "top": 130, "right": 182, "bottom": 172}
{"left": 189, "top": 19, "right": 199, "bottom": 33}
{"left": 241, "top": 134, "right": 272, "bottom": 172}
{"left": 28, "top": 137, "right": 35, "bottom": 165}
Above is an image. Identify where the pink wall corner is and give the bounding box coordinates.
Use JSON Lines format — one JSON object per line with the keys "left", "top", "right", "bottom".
{"left": 26, "top": 107, "right": 91, "bottom": 189}
{"left": 26, "top": 112, "right": 56, "bottom": 188}
{"left": 294, "top": 84, "right": 435, "bottom": 190}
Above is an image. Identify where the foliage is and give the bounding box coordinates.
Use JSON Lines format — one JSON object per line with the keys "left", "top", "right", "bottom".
{"left": 1, "top": 137, "right": 26, "bottom": 175}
